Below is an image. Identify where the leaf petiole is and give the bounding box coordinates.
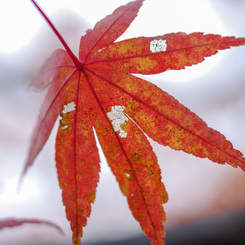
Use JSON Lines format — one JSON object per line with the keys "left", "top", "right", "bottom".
{"left": 30, "top": 0, "right": 83, "bottom": 70}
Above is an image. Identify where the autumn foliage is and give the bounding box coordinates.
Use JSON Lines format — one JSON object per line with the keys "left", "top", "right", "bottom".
{"left": 19, "top": 0, "right": 245, "bottom": 244}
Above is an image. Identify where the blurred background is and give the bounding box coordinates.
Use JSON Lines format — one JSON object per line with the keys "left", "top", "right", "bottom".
{"left": 0, "top": 0, "right": 245, "bottom": 244}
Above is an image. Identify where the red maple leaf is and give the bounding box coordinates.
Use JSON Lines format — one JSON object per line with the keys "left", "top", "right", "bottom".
{"left": 22, "top": 0, "right": 245, "bottom": 244}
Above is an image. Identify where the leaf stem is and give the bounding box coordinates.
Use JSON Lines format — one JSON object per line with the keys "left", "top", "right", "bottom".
{"left": 30, "top": 0, "right": 83, "bottom": 70}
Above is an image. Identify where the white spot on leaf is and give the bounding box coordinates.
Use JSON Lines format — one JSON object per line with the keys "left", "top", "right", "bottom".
{"left": 150, "top": 39, "right": 167, "bottom": 53}
{"left": 60, "top": 102, "right": 76, "bottom": 131}
{"left": 62, "top": 101, "right": 76, "bottom": 114}
{"left": 107, "top": 106, "right": 128, "bottom": 138}
{"left": 125, "top": 173, "right": 130, "bottom": 179}
{"left": 61, "top": 125, "right": 69, "bottom": 130}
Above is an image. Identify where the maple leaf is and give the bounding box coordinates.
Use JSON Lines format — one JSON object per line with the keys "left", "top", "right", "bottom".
{"left": 22, "top": 0, "right": 245, "bottom": 244}
{"left": 0, "top": 218, "right": 64, "bottom": 234}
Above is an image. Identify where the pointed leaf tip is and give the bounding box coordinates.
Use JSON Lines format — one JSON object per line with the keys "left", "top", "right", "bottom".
{"left": 79, "top": 0, "right": 144, "bottom": 62}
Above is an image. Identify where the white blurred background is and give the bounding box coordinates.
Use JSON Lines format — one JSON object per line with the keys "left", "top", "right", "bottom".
{"left": 0, "top": 0, "right": 245, "bottom": 244}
